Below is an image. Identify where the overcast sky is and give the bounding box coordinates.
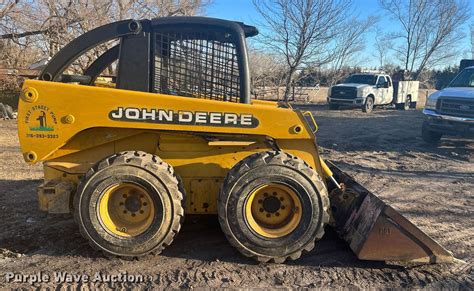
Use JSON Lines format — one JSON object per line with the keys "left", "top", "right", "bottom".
{"left": 207, "top": 0, "right": 474, "bottom": 68}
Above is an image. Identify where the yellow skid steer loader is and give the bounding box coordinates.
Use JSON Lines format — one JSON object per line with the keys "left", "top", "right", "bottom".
{"left": 17, "top": 17, "right": 453, "bottom": 263}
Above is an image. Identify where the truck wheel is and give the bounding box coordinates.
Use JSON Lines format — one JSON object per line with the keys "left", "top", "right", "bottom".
{"left": 74, "top": 151, "right": 185, "bottom": 258}
{"left": 396, "top": 96, "right": 411, "bottom": 110}
{"left": 422, "top": 121, "right": 442, "bottom": 144}
{"left": 218, "top": 151, "right": 329, "bottom": 263}
{"left": 329, "top": 103, "right": 339, "bottom": 110}
{"left": 5, "top": 104, "right": 14, "bottom": 119}
{"left": 404, "top": 97, "right": 411, "bottom": 110}
{"left": 362, "top": 96, "right": 374, "bottom": 113}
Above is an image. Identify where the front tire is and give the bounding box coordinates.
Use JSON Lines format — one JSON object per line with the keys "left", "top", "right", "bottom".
{"left": 218, "top": 151, "right": 329, "bottom": 263}
{"left": 362, "top": 96, "right": 374, "bottom": 113}
{"left": 74, "top": 151, "right": 185, "bottom": 258}
{"left": 422, "top": 121, "right": 442, "bottom": 144}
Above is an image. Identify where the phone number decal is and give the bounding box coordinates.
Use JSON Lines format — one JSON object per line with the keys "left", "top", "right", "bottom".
{"left": 26, "top": 133, "right": 59, "bottom": 139}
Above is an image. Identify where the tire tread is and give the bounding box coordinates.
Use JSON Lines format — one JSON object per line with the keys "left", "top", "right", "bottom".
{"left": 218, "top": 151, "right": 330, "bottom": 263}
{"left": 73, "top": 150, "right": 185, "bottom": 259}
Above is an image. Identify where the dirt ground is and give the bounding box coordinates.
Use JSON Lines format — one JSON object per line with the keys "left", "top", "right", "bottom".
{"left": 0, "top": 105, "right": 472, "bottom": 289}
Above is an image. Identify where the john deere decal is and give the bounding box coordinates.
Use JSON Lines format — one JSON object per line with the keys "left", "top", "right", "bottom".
{"left": 109, "top": 107, "right": 259, "bottom": 128}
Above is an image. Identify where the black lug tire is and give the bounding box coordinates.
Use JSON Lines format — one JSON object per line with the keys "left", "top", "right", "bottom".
{"left": 73, "top": 151, "right": 185, "bottom": 258}
{"left": 421, "top": 121, "right": 442, "bottom": 144}
{"left": 329, "top": 103, "right": 339, "bottom": 110}
{"left": 362, "top": 96, "right": 374, "bottom": 113}
{"left": 404, "top": 97, "right": 411, "bottom": 110}
{"left": 5, "top": 104, "right": 14, "bottom": 119}
{"left": 218, "top": 151, "right": 330, "bottom": 263}
{"left": 396, "top": 97, "right": 412, "bottom": 110}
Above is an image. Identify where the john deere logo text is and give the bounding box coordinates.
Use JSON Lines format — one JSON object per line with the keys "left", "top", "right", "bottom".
{"left": 25, "top": 105, "right": 57, "bottom": 132}
{"left": 109, "top": 107, "right": 259, "bottom": 128}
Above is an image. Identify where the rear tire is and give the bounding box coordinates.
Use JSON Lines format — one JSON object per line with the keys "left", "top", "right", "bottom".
{"left": 422, "top": 121, "right": 442, "bottom": 144}
{"left": 74, "top": 151, "right": 185, "bottom": 258}
{"left": 362, "top": 96, "right": 374, "bottom": 113}
{"left": 404, "top": 97, "right": 411, "bottom": 110}
{"left": 5, "top": 104, "right": 14, "bottom": 119}
{"left": 396, "top": 96, "right": 411, "bottom": 110}
{"left": 218, "top": 151, "right": 329, "bottom": 263}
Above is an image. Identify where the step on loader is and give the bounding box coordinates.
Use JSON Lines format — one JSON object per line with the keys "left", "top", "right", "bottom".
{"left": 17, "top": 17, "right": 453, "bottom": 263}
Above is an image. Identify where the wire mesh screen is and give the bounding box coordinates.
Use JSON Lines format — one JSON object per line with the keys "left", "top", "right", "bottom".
{"left": 153, "top": 31, "right": 241, "bottom": 102}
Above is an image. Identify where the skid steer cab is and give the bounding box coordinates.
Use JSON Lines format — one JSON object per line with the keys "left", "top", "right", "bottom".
{"left": 18, "top": 17, "right": 453, "bottom": 264}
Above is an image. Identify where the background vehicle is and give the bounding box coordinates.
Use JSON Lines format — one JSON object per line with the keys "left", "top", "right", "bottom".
{"left": 422, "top": 60, "right": 474, "bottom": 143}
{"left": 0, "top": 102, "right": 14, "bottom": 119}
{"left": 17, "top": 17, "right": 452, "bottom": 263}
{"left": 328, "top": 73, "right": 419, "bottom": 113}
{"left": 459, "top": 59, "right": 474, "bottom": 71}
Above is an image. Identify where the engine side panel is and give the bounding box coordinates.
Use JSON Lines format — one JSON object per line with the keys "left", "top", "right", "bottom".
{"left": 41, "top": 129, "right": 320, "bottom": 214}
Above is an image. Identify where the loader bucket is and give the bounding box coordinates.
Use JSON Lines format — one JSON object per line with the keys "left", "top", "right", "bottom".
{"left": 326, "top": 161, "right": 454, "bottom": 264}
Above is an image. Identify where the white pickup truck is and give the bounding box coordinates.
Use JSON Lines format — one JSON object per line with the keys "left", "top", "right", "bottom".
{"left": 327, "top": 73, "right": 419, "bottom": 113}
{"left": 421, "top": 61, "right": 474, "bottom": 143}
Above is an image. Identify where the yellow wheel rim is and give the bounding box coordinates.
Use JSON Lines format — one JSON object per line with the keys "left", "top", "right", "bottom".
{"left": 245, "top": 184, "right": 302, "bottom": 238}
{"left": 98, "top": 183, "right": 155, "bottom": 237}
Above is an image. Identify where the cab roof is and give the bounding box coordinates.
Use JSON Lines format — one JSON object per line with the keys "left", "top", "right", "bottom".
{"left": 151, "top": 16, "right": 259, "bottom": 38}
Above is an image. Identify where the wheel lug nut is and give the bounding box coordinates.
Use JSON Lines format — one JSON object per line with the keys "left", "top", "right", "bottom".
{"left": 272, "top": 192, "right": 277, "bottom": 196}
{"left": 258, "top": 199, "right": 263, "bottom": 204}
{"left": 276, "top": 212, "right": 280, "bottom": 216}
{"left": 131, "top": 213, "right": 136, "bottom": 217}
{"left": 140, "top": 210, "right": 144, "bottom": 214}
{"left": 281, "top": 205, "right": 285, "bottom": 210}
{"left": 266, "top": 213, "right": 271, "bottom": 218}
{"left": 122, "top": 194, "right": 127, "bottom": 198}
{"left": 279, "top": 197, "right": 284, "bottom": 201}
{"left": 123, "top": 210, "right": 127, "bottom": 214}
{"left": 119, "top": 202, "right": 124, "bottom": 206}
{"left": 259, "top": 208, "right": 264, "bottom": 212}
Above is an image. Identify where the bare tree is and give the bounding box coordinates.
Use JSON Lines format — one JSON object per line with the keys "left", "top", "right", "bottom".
{"left": 0, "top": 0, "right": 18, "bottom": 20}
{"left": 249, "top": 48, "right": 285, "bottom": 88}
{"left": 253, "top": 0, "right": 352, "bottom": 101}
{"left": 379, "top": 0, "right": 470, "bottom": 80}
{"left": 0, "top": 0, "right": 212, "bottom": 71}
{"left": 373, "top": 27, "right": 392, "bottom": 68}
{"left": 134, "top": 0, "right": 211, "bottom": 17}
{"left": 326, "top": 16, "right": 376, "bottom": 85}
{"left": 248, "top": 48, "right": 286, "bottom": 99}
